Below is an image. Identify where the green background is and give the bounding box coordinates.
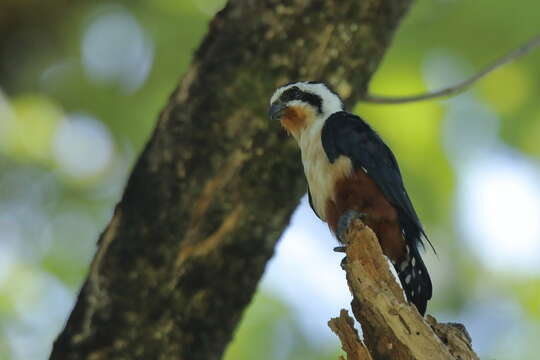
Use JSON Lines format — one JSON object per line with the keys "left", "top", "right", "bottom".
{"left": 0, "top": 1, "right": 539, "bottom": 359}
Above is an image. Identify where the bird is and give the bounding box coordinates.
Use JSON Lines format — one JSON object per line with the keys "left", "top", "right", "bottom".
{"left": 268, "top": 81, "right": 433, "bottom": 315}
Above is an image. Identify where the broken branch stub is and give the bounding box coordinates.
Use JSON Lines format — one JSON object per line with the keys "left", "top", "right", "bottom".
{"left": 328, "top": 309, "right": 373, "bottom": 360}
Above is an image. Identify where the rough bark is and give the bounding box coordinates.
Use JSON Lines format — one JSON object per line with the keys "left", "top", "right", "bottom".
{"left": 329, "top": 219, "right": 479, "bottom": 360}
{"left": 49, "top": 0, "right": 413, "bottom": 359}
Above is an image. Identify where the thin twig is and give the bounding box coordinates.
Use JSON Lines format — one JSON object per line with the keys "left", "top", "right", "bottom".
{"left": 361, "top": 33, "right": 540, "bottom": 104}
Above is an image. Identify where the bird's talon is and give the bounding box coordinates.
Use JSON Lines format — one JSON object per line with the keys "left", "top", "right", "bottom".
{"left": 340, "top": 256, "right": 348, "bottom": 270}
{"left": 333, "top": 246, "right": 346, "bottom": 253}
{"left": 336, "top": 210, "right": 367, "bottom": 242}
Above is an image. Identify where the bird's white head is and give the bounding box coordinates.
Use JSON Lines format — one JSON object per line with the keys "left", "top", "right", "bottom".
{"left": 269, "top": 81, "right": 343, "bottom": 138}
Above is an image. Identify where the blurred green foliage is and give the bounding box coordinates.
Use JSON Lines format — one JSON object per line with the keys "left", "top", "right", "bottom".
{"left": 0, "top": 0, "right": 539, "bottom": 359}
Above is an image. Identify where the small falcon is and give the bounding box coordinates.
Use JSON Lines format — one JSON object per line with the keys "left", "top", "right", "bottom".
{"left": 269, "top": 81, "right": 433, "bottom": 315}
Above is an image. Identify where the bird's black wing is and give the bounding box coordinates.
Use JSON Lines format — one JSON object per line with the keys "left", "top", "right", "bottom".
{"left": 322, "top": 111, "right": 433, "bottom": 314}
{"left": 321, "top": 111, "right": 425, "bottom": 239}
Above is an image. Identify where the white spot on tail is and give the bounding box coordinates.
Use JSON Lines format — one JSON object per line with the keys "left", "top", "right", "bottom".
{"left": 405, "top": 274, "right": 411, "bottom": 284}
{"left": 411, "top": 257, "right": 416, "bottom": 266}
{"left": 400, "top": 261, "right": 408, "bottom": 271}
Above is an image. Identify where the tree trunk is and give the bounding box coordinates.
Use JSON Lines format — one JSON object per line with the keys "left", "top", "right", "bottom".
{"left": 49, "top": 0, "right": 412, "bottom": 359}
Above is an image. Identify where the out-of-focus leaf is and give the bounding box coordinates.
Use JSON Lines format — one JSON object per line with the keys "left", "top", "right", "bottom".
{"left": 0, "top": 95, "right": 64, "bottom": 164}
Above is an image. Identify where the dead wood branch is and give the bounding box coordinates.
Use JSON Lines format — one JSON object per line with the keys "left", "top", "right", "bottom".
{"left": 329, "top": 310, "right": 373, "bottom": 360}
{"left": 329, "top": 219, "right": 479, "bottom": 360}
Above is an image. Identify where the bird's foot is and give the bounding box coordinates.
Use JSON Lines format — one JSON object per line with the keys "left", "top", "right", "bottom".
{"left": 340, "top": 256, "right": 347, "bottom": 270}
{"left": 336, "top": 210, "right": 367, "bottom": 243}
{"left": 333, "top": 246, "right": 348, "bottom": 270}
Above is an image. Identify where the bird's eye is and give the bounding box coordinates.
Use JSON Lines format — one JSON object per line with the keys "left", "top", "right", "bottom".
{"left": 280, "top": 87, "right": 303, "bottom": 102}
{"left": 291, "top": 88, "right": 302, "bottom": 98}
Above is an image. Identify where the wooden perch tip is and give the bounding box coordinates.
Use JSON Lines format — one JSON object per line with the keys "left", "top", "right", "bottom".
{"left": 328, "top": 310, "right": 373, "bottom": 360}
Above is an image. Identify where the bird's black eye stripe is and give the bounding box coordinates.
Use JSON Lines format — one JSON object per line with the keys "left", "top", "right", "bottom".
{"left": 279, "top": 87, "right": 323, "bottom": 114}
{"left": 279, "top": 87, "right": 301, "bottom": 101}
{"left": 301, "top": 93, "right": 323, "bottom": 113}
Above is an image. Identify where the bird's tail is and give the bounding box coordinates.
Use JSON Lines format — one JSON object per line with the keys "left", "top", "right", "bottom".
{"left": 395, "top": 245, "right": 432, "bottom": 315}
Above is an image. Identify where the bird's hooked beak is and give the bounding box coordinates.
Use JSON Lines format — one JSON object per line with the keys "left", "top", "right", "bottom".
{"left": 268, "top": 101, "right": 286, "bottom": 122}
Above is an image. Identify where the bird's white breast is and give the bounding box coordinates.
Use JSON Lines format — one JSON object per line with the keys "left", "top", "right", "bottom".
{"left": 299, "top": 120, "right": 353, "bottom": 221}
